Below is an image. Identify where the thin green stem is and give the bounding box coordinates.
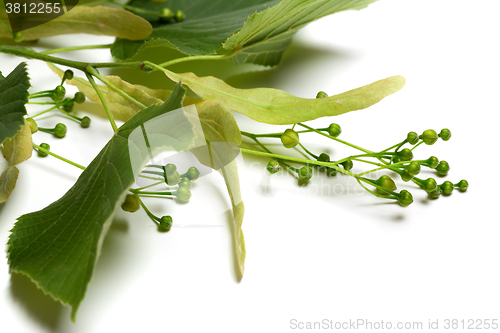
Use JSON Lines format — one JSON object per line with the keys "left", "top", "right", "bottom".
{"left": 28, "top": 101, "right": 57, "bottom": 105}
{"left": 87, "top": 66, "right": 146, "bottom": 110}
{"left": 40, "top": 44, "right": 113, "bottom": 55}
{"left": 27, "top": 105, "right": 58, "bottom": 119}
{"left": 239, "top": 147, "right": 352, "bottom": 177}
{"left": 138, "top": 175, "right": 165, "bottom": 181}
{"left": 0, "top": 20, "right": 13, "bottom": 34}
{"left": 58, "top": 108, "right": 83, "bottom": 122}
{"left": 86, "top": 70, "right": 118, "bottom": 132}
{"left": 298, "top": 142, "right": 318, "bottom": 159}
{"left": 137, "top": 197, "right": 161, "bottom": 224}
{"left": 141, "top": 170, "right": 164, "bottom": 177}
{"left": 131, "top": 190, "right": 174, "bottom": 196}
{"left": 297, "top": 123, "right": 373, "bottom": 154}
{"left": 241, "top": 128, "right": 328, "bottom": 139}
{"left": 244, "top": 133, "right": 295, "bottom": 171}
{"left": 158, "top": 50, "right": 238, "bottom": 68}
{"left": 411, "top": 141, "right": 424, "bottom": 151}
{"left": 33, "top": 143, "right": 86, "bottom": 170}
{"left": 133, "top": 181, "right": 164, "bottom": 192}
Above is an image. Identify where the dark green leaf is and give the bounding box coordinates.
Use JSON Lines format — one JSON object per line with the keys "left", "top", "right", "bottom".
{"left": 111, "top": 0, "right": 281, "bottom": 60}
{"left": 0, "top": 63, "right": 30, "bottom": 145}
{"left": 7, "top": 83, "right": 197, "bottom": 320}
{"left": 111, "top": 0, "right": 378, "bottom": 66}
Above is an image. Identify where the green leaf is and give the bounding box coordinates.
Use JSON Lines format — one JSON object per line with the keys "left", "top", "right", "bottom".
{"left": 0, "top": 120, "right": 32, "bottom": 203}
{"left": 49, "top": 63, "right": 200, "bottom": 121}
{"left": 7, "top": 83, "right": 199, "bottom": 320}
{"left": 111, "top": 0, "right": 377, "bottom": 65}
{"left": 224, "top": 0, "right": 378, "bottom": 66}
{"left": 0, "top": 6, "right": 152, "bottom": 41}
{"left": 111, "top": 0, "right": 281, "bottom": 60}
{"left": 164, "top": 70, "right": 406, "bottom": 125}
{"left": 0, "top": 63, "right": 30, "bottom": 145}
{"left": 191, "top": 100, "right": 245, "bottom": 277}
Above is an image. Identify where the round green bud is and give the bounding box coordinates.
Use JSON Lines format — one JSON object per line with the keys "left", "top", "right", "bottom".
{"left": 326, "top": 167, "right": 337, "bottom": 177}
{"left": 54, "top": 123, "right": 67, "bottom": 138}
{"left": 457, "top": 179, "right": 468, "bottom": 192}
{"left": 175, "top": 186, "right": 192, "bottom": 203}
{"left": 266, "top": 159, "right": 281, "bottom": 174}
{"left": 185, "top": 166, "right": 200, "bottom": 181}
{"left": 166, "top": 171, "right": 181, "bottom": 186}
{"left": 428, "top": 187, "right": 441, "bottom": 200}
{"left": 425, "top": 156, "right": 439, "bottom": 169}
{"left": 439, "top": 128, "right": 452, "bottom": 141}
{"left": 421, "top": 178, "right": 438, "bottom": 193}
{"left": 440, "top": 181, "right": 454, "bottom": 196}
{"left": 375, "top": 175, "right": 396, "bottom": 195}
{"left": 396, "top": 148, "right": 413, "bottom": 162}
{"left": 74, "top": 92, "right": 86, "bottom": 104}
{"left": 435, "top": 160, "right": 450, "bottom": 177}
{"left": 140, "top": 63, "right": 154, "bottom": 73}
{"left": 51, "top": 85, "right": 66, "bottom": 103}
{"left": 316, "top": 91, "right": 328, "bottom": 98}
{"left": 401, "top": 169, "right": 414, "bottom": 182}
{"left": 27, "top": 118, "right": 38, "bottom": 134}
{"left": 397, "top": 190, "right": 413, "bottom": 207}
{"left": 341, "top": 159, "right": 353, "bottom": 171}
{"left": 63, "top": 69, "right": 74, "bottom": 81}
{"left": 62, "top": 98, "right": 74, "bottom": 112}
{"left": 159, "top": 216, "right": 173, "bottom": 231}
{"left": 392, "top": 155, "right": 401, "bottom": 164}
{"left": 317, "top": 153, "right": 330, "bottom": 162}
{"left": 179, "top": 176, "right": 192, "bottom": 188}
{"left": 81, "top": 116, "right": 91, "bottom": 128}
{"left": 407, "top": 131, "right": 419, "bottom": 145}
{"left": 164, "top": 163, "right": 177, "bottom": 176}
{"left": 421, "top": 129, "right": 439, "bottom": 145}
{"left": 327, "top": 123, "right": 341, "bottom": 138}
{"left": 37, "top": 143, "right": 50, "bottom": 157}
{"left": 298, "top": 166, "right": 313, "bottom": 181}
{"left": 174, "top": 10, "right": 185, "bottom": 22}
{"left": 13, "top": 32, "right": 24, "bottom": 43}
{"left": 281, "top": 128, "right": 300, "bottom": 148}
{"left": 160, "top": 8, "right": 174, "bottom": 19}
{"left": 407, "top": 161, "right": 421, "bottom": 176}
{"left": 121, "top": 194, "right": 141, "bottom": 212}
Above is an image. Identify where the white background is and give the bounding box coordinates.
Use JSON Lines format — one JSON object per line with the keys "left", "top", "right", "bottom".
{"left": 1, "top": 0, "right": 499, "bottom": 332}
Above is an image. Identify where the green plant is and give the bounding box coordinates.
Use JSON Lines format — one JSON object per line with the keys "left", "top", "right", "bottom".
{"left": 0, "top": 0, "right": 468, "bottom": 321}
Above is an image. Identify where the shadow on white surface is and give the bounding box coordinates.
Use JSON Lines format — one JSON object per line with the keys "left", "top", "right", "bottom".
{"left": 9, "top": 273, "right": 64, "bottom": 331}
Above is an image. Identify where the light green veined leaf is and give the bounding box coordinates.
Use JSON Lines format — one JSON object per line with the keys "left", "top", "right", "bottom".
{"left": 224, "top": 0, "right": 378, "bottom": 66}
{"left": 0, "top": 62, "right": 30, "bottom": 145}
{"left": 164, "top": 70, "right": 406, "bottom": 125}
{"left": 192, "top": 100, "right": 245, "bottom": 277}
{"left": 7, "top": 83, "right": 200, "bottom": 320}
{"left": 0, "top": 120, "right": 32, "bottom": 203}
{"left": 0, "top": 6, "right": 152, "bottom": 41}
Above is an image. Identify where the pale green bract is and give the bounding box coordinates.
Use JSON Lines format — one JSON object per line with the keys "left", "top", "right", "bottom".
{"left": 0, "top": 6, "right": 152, "bottom": 41}
{"left": 164, "top": 71, "right": 406, "bottom": 125}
